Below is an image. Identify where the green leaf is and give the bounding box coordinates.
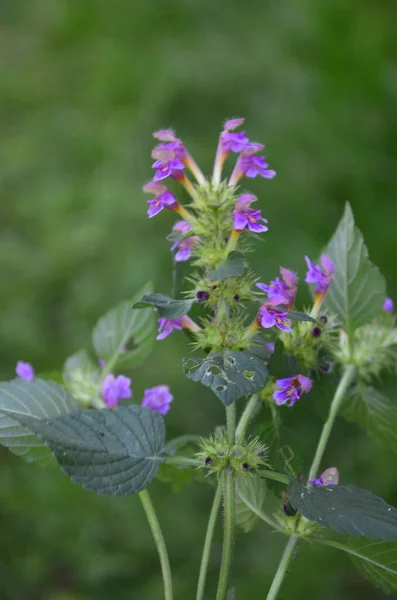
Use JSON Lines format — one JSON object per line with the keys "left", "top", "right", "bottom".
{"left": 343, "top": 384, "right": 397, "bottom": 453}
{"left": 156, "top": 463, "right": 198, "bottom": 492}
{"left": 133, "top": 292, "right": 192, "bottom": 319}
{"left": 163, "top": 434, "right": 201, "bottom": 455}
{"left": 286, "top": 310, "right": 315, "bottom": 323}
{"left": 236, "top": 474, "right": 267, "bottom": 532}
{"left": 348, "top": 537, "right": 397, "bottom": 594}
{"left": 183, "top": 351, "right": 269, "bottom": 406}
{"left": 13, "top": 405, "right": 165, "bottom": 495}
{"left": 92, "top": 282, "right": 156, "bottom": 370}
{"left": 0, "top": 379, "right": 78, "bottom": 466}
{"left": 64, "top": 349, "right": 95, "bottom": 374}
{"left": 324, "top": 203, "right": 386, "bottom": 336}
{"left": 208, "top": 251, "right": 246, "bottom": 281}
{"left": 288, "top": 480, "right": 397, "bottom": 540}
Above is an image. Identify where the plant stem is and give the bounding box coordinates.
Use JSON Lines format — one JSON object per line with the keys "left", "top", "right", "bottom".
{"left": 236, "top": 393, "right": 261, "bottom": 443}
{"left": 196, "top": 484, "right": 223, "bottom": 600}
{"left": 266, "top": 535, "right": 298, "bottom": 600}
{"left": 258, "top": 469, "right": 290, "bottom": 485}
{"left": 139, "top": 490, "right": 173, "bottom": 600}
{"left": 216, "top": 404, "right": 236, "bottom": 600}
{"left": 307, "top": 364, "right": 356, "bottom": 482}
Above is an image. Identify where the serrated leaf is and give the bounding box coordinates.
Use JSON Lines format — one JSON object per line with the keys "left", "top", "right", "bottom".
{"left": 92, "top": 283, "right": 155, "bottom": 370}
{"left": 236, "top": 474, "right": 267, "bottom": 532}
{"left": 348, "top": 537, "right": 397, "bottom": 594}
{"left": 208, "top": 252, "right": 246, "bottom": 281}
{"left": 288, "top": 480, "right": 397, "bottom": 540}
{"left": 183, "top": 351, "right": 268, "bottom": 406}
{"left": 286, "top": 310, "right": 315, "bottom": 323}
{"left": 324, "top": 203, "right": 386, "bottom": 336}
{"left": 13, "top": 405, "right": 165, "bottom": 495}
{"left": 133, "top": 292, "right": 192, "bottom": 319}
{"left": 0, "top": 379, "right": 78, "bottom": 466}
{"left": 343, "top": 385, "right": 397, "bottom": 453}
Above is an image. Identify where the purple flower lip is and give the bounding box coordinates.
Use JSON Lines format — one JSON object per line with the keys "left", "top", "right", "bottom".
{"left": 309, "top": 467, "right": 339, "bottom": 487}
{"left": 258, "top": 297, "right": 292, "bottom": 332}
{"left": 144, "top": 183, "right": 179, "bottom": 218}
{"left": 141, "top": 385, "right": 173, "bottom": 415}
{"left": 233, "top": 194, "right": 268, "bottom": 233}
{"left": 16, "top": 361, "right": 35, "bottom": 381}
{"left": 383, "top": 297, "right": 394, "bottom": 313}
{"left": 305, "top": 254, "right": 334, "bottom": 295}
{"left": 102, "top": 374, "right": 132, "bottom": 408}
{"left": 229, "top": 144, "right": 276, "bottom": 185}
{"left": 273, "top": 374, "right": 312, "bottom": 407}
{"left": 171, "top": 236, "right": 199, "bottom": 262}
{"left": 151, "top": 141, "right": 187, "bottom": 181}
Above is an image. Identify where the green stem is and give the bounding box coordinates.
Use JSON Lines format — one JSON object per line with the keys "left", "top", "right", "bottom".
{"left": 307, "top": 364, "right": 356, "bottom": 482}
{"left": 139, "top": 490, "right": 173, "bottom": 600}
{"left": 236, "top": 393, "right": 261, "bottom": 443}
{"left": 165, "top": 456, "right": 200, "bottom": 468}
{"left": 266, "top": 535, "right": 298, "bottom": 600}
{"left": 196, "top": 484, "right": 223, "bottom": 600}
{"left": 216, "top": 404, "right": 236, "bottom": 600}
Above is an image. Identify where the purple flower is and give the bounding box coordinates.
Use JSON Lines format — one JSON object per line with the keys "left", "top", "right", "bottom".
{"left": 171, "top": 236, "right": 199, "bottom": 262}
{"left": 273, "top": 375, "right": 312, "bottom": 407}
{"left": 258, "top": 297, "right": 292, "bottom": 332}
{"left": 156, "top": 318, "right": 184, "bottom": 340}
{"left": 230, "top": 143, "right": 276, "bottom": 185}
{"left": 143, "top": 182, "right": 179, "bottom": 218}
{"left": 141, "top": 385, "right": 174, "bottom": 415}
{"left": 102, "top": 374, "right": 132, "bottom": 408}
{"left": 172, "top": 220, "right": 192, "bottom": 235}
{"left": 16, "top": 361, "right": 35, "bottom": 381}
{"left": 233, "top": 194, "right": 268, "bottom": 233}
{"left": 257, "top": 267, "right": 298, "bottom": 309}
{"left": 305, "top": 254, "right": 334, "bottom": 295}
{"left": 383, "top": 297, "right": 394, "bottom": 313}
{"left": 153, "top": 129, "right": 178, "bottom": 142}
{"left": 309, "top": 467, "right": 339, "bottom": 487}
{"left": 151, "top": 141, "right": 186, "bottom": 181}
{"left": 266, "top": 342, "right": 275, "bottom": 352}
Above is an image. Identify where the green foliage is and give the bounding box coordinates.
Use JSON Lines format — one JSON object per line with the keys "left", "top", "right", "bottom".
{"left": 343, "top": 384, "right": 397, "bottom": 453}
{"left": 134, "top": 292, "right": 193, "bottom": 319}
{"left": 236, "top": 474, "right": 267, "bottom": 532}
{"left": 285, "top": 310, "right": 315, "bottom": 323}
{"left": 0, "top": 379, "right": 78, "bottom": 466}
{"left": 64, "top": 349, "right": 95, "bottom": 374}
{"left": 288, "top": 481, "right": 397, "bottom": 540}
{"left": 347, "top": 537, "right": 397, "bottom": 594}
{"left": 208, "top": 252, "right": 246, "bottom": 281}
{"left": 183, "top": 351, "right": 268, "bottom": 406}
{"left": 92, "top": 283, "right": 156, "bottom": 370}
{"left": 12, "top": 405, "right": 165, "bottom": 495}
{"left": 324, "top": 203, "right": 386, "bottom": 338}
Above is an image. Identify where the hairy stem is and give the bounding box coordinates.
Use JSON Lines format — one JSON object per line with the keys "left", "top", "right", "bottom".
{"left": 236, "top": 393, "right": 261, "bottom": 443}
{"left": 196, "top": 484, "right": 223, "bottom": 600}
{"left": 266, "top": 535, "right": 298, "bottom": 600}
{"left": 307, "top": 364, "right": 356, "bottom": 481}
{"left": 139, "top": 490, "right": 173, "bottom": 600}
{"left": 216, "top": 404, "right": 236, "bottom": 600}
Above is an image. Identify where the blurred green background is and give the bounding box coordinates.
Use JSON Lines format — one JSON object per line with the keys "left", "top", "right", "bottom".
{"left": 1, "top": 0, "right": 397, "bottom": 598}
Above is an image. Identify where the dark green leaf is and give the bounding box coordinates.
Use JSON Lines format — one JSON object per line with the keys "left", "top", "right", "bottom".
{"left": 343, "top": 384, "right": 397, "bottom": 453}
{"left": 324, "top": 203, "right": 386, "bottom": 336}
{"left": 0, "top": 379, "right": 78, "bottom": 466}
{"left": 236, "top": 474, "right": 267, "bottom": 532}
{"left": 92, "top": 282, "right": 155, "bottom": 370}
{"left": 183, "top": 351, "right": 268, "bottom": 406}
{"left": 208, "top": 251, "right": 246, "bottom": 281}
{"left": 133, "top": 292, "right": 192, "bottom": 319}
{"left": 288, "top": 480, "right": 397, "bottom": 540}
{"left": 286, "top": 310, "right": 315, "bottom": 323}
{"left": 348, "top": 537, "right": 397, "bottom": 593}
{"left": 14, "top": 405, "right": 165, "bottom": 495}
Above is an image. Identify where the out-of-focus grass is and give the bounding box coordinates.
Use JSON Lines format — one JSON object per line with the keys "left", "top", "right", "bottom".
{"left": 0, "top": 0, "right": 396, "bottom": 598}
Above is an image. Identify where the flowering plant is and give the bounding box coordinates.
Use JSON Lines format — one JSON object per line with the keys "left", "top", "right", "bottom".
{"left": 2, "top": 119, "right": 397, "bottom": 599}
